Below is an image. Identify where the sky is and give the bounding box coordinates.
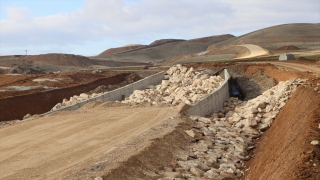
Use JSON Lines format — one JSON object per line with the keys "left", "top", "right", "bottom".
{"left": 0, "top": 0, "right": 319, "bottom": 56}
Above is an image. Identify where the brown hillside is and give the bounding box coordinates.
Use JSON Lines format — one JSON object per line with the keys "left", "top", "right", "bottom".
{"left": 99, "top": 45, "right": 145, "bottom": 56}
{"left": 19, "top": 54, "right": 93, "bottom": 67}
{"left": 149, "top": 39, "right": 185, "bottom": 46}
{"left": 189, "top": 34, "right": 235, "bottom": 43}
{"left": 277, "top": 45, "right": 300, "bottom": 50}
{"left": 96, "top": 34, "right": 235, "bottom": 63}
{"left": 214, "top": 23, "right": 320, "bottom": 50}
{"left": 205, "top": 45, "right": 250, "bottom": 58}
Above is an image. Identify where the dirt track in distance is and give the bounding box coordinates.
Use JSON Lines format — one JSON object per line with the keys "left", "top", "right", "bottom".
{"left": 0, "top": 102, "right": 180, "bottom": 180}
{"left": 268, "top": 61, "right": 320, "bottom": 73}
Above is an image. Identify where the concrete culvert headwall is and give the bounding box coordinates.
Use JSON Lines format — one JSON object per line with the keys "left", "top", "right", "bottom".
{"left": 183, "top": 69, "right": 230, "bottom": 116}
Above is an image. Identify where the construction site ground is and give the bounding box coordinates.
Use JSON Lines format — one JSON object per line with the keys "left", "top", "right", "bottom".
{"left": 0, "top": 60, "right": 319, "bottom": 180}
{"left": 0, "top": 71, "right": 143, "bottom": 122}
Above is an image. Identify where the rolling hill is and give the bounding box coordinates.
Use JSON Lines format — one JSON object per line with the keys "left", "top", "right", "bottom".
{"left": 94, "top": 34, "right": 235, "bottom": 63}
{"left": 213, "top": 23, "right": 320, "bottom": 51}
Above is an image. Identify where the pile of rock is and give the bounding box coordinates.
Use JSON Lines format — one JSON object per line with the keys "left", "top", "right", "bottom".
{"left": 51, "top": 92, "right": 102, "bottom": 111}
{"left": 92, "top": 70, "right": 102, "bottom": 74}
{"left": 156, "top": 78, "right": 306, "bottom": 180}
{"left": 122, "top": 64, "right": 224, "bottom": 105}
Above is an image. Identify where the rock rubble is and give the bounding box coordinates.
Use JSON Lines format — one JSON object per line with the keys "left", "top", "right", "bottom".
{"left": 51, "top": 92, "right": 103, "bottom": 111}
{"left": 155, "top": 78, "right": 306, "bottom": 180}
{"left": 122, "top": 64, "right": 224, "bottom": 105}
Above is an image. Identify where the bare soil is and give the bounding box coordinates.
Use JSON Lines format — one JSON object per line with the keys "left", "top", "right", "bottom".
{"left": 0, "top": 102, "right": 182, "bottom": 180}
{"left": 277, "top": 45, "right": 300, "bottom": 50}
{"left": 0, "top": 61, "right": 319, "bottom": 180}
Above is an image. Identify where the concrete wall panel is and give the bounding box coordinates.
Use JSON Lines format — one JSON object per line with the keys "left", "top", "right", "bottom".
{"left": 43, "top": 71, "right": 165, "bottom": 115}
{"left": 184, "top": 69, "right": 230, "bottom": 116}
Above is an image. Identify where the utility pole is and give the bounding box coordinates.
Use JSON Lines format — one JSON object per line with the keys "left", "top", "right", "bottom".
{"left": 26, "top": 50, "right": 27, "bottom": 56}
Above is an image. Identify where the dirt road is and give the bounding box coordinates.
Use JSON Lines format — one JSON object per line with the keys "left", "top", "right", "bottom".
{"left": 0, "top": 102, "right": 179, "bottom": 179}
{"left": 268, "top": 61, "right": 320, "bottom": 73}
{"left": 235, "top": 44, "right": 269, "bottom": 59}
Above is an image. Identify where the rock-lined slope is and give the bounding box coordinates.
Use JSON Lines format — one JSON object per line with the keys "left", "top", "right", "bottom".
{"left": 141, "top": 78, "right": 307, "bottom": 179}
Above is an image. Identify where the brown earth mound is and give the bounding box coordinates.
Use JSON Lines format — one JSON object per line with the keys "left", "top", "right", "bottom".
{"left": 99, "top": 45, "right": 145, "bottom": 56}
{"left": 277, "top": 45, "right": 300, "bottom": 50}
{"left": 19, "top": 54, "right": 93, "bottom": 67}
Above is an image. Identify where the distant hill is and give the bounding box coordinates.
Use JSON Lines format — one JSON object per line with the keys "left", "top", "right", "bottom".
{"left": 213, "top": 23, "right": 320, "bottom": 51}
{"left": 0, "top": 53, "right": 150, "bottom": 72}
{"left": 94, "top": 34, "right": 235, "bottom": 63}
{"left": 149, "top": 39, "right": 185, "bottom": 46}
{"left": 19, "top": 54, "right": 94, "bottom": 67}
{"left": 99, "top": 44, "right": 145, "bottom": 56}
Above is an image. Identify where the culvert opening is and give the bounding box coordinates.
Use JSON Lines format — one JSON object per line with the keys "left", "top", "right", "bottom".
{"left": 228, "top": 77, "right": 244, "bottom": 100}
{"left": 225, "top": 65, "right": 277, "bottom": 101}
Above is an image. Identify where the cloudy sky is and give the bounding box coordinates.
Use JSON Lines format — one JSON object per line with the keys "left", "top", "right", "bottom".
{"left": 0, "top": 0, "right": 319, "bottom": 56}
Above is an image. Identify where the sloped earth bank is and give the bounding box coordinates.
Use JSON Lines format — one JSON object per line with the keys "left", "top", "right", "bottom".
{"left": 243, "top": 82, "right": 320, "bottom": 180}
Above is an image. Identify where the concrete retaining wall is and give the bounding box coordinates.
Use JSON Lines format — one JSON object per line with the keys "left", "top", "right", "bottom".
{"left": 184, "top": 69, "right": 230, "bottom": 116}
{"left": 42, "top": 71, "right": 164, "bottom": 115}
{"left": 42, "top": 69, "right": 230, "bottom": 117}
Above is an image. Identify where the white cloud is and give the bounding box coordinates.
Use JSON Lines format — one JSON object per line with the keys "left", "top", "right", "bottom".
{"left": 0, "top": 0, "right": 319, "bottom": 55}
{"left": 5, "top": 7, "right": 31, "bottom": 21}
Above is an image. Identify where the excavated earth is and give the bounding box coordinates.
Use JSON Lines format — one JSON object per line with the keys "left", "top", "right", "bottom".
{"left": 0, "top": 71, "right": 142, "bottom": 122}
{"left": 0, "top": 61, "right": 319, "bottom": 180}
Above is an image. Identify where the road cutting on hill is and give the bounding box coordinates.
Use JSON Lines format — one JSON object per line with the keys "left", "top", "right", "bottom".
{"left": 235, "top": 44, "right": 269, "bottom": 59}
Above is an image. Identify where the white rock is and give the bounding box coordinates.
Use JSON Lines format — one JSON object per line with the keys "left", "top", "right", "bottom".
{"left": 190, "top": 167, "right": 205, "bottom": 177}
{"left": 185, "top": 130, "right": 195, "bottom": 138}
{"left": 23, "top": 114, "right": 32, "bottom": 120}
{"left": 311, "top": 140, "right": 320, "bottom": 146}
{"left": 80, "top": 93, "right": 89, "bottom": 99}
{"left": 245, "top": 118, "right": 257, "bottom": 128}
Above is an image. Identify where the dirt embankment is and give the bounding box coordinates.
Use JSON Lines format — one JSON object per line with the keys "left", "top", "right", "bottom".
{"left": 0, "top": 73, "right": 131, "bottom": 122}
{"left": 243, "top": 84, "right": 320, "bottom": 180}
